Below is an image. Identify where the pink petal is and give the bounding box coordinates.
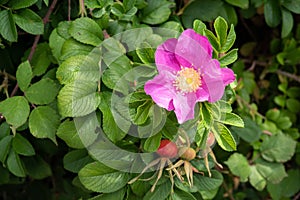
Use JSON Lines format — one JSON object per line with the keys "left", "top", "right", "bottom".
{"left": 221, "top": 68, "right": 235, "bottom": 85}
{"left": 173, "top": 93, "right": 198, "bottom": 124}
{"left": 175, "top": 29, "right": 212, "bottom": 68}
{"left": 155, "top": 38, "right": 181, "bottom": 73}
{"left": 201, "top": 59, "right": 225, "bottom": 102}
{"left": 144, "top": 71, "right": 176, "bottom": 111}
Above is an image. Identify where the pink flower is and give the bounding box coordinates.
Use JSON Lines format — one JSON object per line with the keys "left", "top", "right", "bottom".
{"left": 144, "top": 29, "right": 235, "bottom": 124}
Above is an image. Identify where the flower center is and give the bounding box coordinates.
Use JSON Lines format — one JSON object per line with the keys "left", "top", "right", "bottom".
{"left": 174, "top": 67, "right": 201, "bottom": 93}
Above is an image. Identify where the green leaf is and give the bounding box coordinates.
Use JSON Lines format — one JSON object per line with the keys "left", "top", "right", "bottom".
{"left": 221, "top": 24, "right": 236, "bottom": 52}
{"left": 69, "top": 17, "right": 103, "bottom": 46}
{"left": 29, "top": 106, "right": 60, "bottom": 144}
{"left": 49, "top": 28, "right": 65, "bottom": 62}
{"left": 225, "top": 153, "right": 250, "bottom": 182}
{"left": 25, "top": 78, "right": 60, "bottom": 105}
{"left": 218, "top": 48, "right": 238, "bottom": 66}
{"left": 61, "top": 38, "right": 94, "bottom": 60}
{"left": 89, "top": 188, "right": 127, "bottom": 200}
{"left": 218, "top": 112, "right": 244, "bottom": 127}
{"left": 30, "top": 43, "right": 52, "bottom": 76}
{"left": 136, "top": 42, "right": 155, "bottom": 64}
{"left": 0, "top": 165, "right": 10, "bottom": 185}
{"left": 13, "top": 9, "right": 44, "bottom": 35}
{"left": 141, "top": 0, "right": 173, "bottom": 25}
{"left": 214, "top": 16, "right": 228, "bottom": 47}
{"left": 204, "top": 29, "right": 220, "bottom": 51}
{"left": 16, "top": 60, "right": 33, "bottom": 92}
{"left": 286, "top": 98, "right": 300, "bottom": 113}
{"left": 79, "top": 161, "right": 130, "bottom": 193}
{"left": 249, "top": 165, "right": 267, "bottom": 191}
{"left": 266, "top": 109, "right": 280, "bottom": 122}
{"left": 0, "top": 10, "right": 17, "bottom": 42}
{"left": 281, "top": 8, "right": 293, "bottom": 38}
{"left": 98, "top": 92, "right": 127, "bottom": 142}
{"left": 143, "top": 132, "right": 162, "bottom": 152}
{"left": 0, "top": 96, "right": 30, "bottom": 128}
{"left": 8, "top": 0, "right": 38, "bottom": 9}
{"left": 200, "top": 103, "right": 213, "bottom": 128}
{"left": 56, "top": 119, "right": 84, "bottom": 149}
{"left": 0, "top": 122, "right": 10, "bottom": 140}
{"left": 143, "top": 180, "right": 172, "bottom": 200}
{"left": 282, "top": 0, "right": 300, "bottom": 14}
{"left": 193, "top": 19, "right": 207, "bottom": 35}
{"left": 133, "top": 101, "right": 152, "bottom": 125}
{"left": 56, "top": 54, "right": 100, "bottom": 85}
{"left": 0, "top": 135, "right": 13, "bottom": 163}
{"left": 256, "top": 158, "right": 287, "bottom": 184}
{"left": 264, "top": 0, "right": 281, "bottom": 27}
{"left": 171, "top": 189, "right": 197, "bottom": 200}
{"left": 7, "top": 149, "right": 25, "bottom": 177}
{"left": 225, "top": 0, "right": 249, "bottom": 9}
{"left": 12, "top": 134, "right": 35, "bottom": 156}
{"left": 260, "top": 133, "right": 296, "bottom": 162}
{"left": 23, "top": 156, "right": 52, "bottom": 179}
{"left": 212, "top": 122, "right": 236, "bottom": 151}
{"left": 230, "top": 117, "right": 261, "bottom": 143}
{"left": 43, "top": 0, "right": 49, "bottom": 6}
{"left": 63, "top": 149, "right": 93, "bottom": 173}
{"left": 57, "top": 81, "right": 100, "bottom": 117}
{"left": 274, "top": 95, "right": 285, "bottom": 107}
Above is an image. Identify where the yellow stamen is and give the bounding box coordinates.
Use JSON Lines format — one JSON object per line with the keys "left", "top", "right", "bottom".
{"left": 174, "top": 67, "right": 201, "bottom": 93}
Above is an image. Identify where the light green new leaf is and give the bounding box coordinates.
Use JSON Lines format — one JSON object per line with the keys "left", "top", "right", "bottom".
{"left": 212, "top": 122, "right": 236, "bottom": 151}
{"left": 0, "top": 135, "right": 13, "bottom": 163}
{"left": 25, "top": 78, "right": 60, "bottom": 105}
{"left": 218, "top": 112, "right": 244, "bottom": 127}
{"left": 79, "top": 161, "right": 130, "bottom": 193}
{"left": 214, "top": 16, "right": 228, "bottom": 47}
{"left": 281, "top": 8, "right": 293, "bottom": 38}
{"left": 56, "top": 120, "right": 84, "bottom": 149}
{"left": 136, "top": 42, "right": 155, "bottom": 64}
{"left": 12, "top": 134, "right": 35, "bottom": 156}
{"left": 249, "top": 165, "right": 267, "bottom": 191}
{"left": 256, "top": 158, "right": 287, "bottom": 184}
{"left": 29, "top": 106, "right": 60, "bottom": 144}
{"left": 8, "top": 0, "right": 38, "bottom": 9}
{"left": 204, "top": 29, "right": 220, "bottom": 51}
{"left": 219, "top": 48, "right": 238, "bottom": 66}
{"left": 193, "top": 19, "right": 207, "bottom": 35}
{"left": 16, "top": 60, "right": 32, "bottom": 92}
{"left": 225, "top": 153, "right": 250, "bottom": 182}
{"left": 221, "top": 24, "right": 236, "bottom": 52}
{"left": 69, "top": 17, "right": 103, "bottom": 46}
{"left": 23, "top": 156, "right": 52, "bottom": 179}
{"left": 260, "top": 133, "right": 296, "bottom": 163}
{"left": 141, "top": 0, "right": 173, "bottom": 25}
{"left": 7, "top": 149, "right": 26, "bottom": 177}
{"left": 143, "top": 132, "right": 162, "bottom": 152}
{"left": 63, "top": 149, "right": 93, "bottom": 173}
{"left": 57, "top": 81, "right": 100, "bottom": 117}
{"left": 0, "top": 10, "right": 17, "bottom": 42}
{"left": 13, "top": 9, "right": 44, "bottom": 35}
{"left": 133, "top": 100, "right": 152, "bottom": 125}
{"left": 0, "top": 96, "right": 30, "bottom": 128}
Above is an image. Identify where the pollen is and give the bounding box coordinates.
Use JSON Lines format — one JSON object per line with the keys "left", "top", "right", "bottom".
{"left": 174, "top": 67, "right": 201, "bottom": 93}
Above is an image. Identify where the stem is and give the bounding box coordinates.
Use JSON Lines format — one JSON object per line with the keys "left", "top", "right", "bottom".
{"left": 68, "top": 0, "right": 71, "bottom": 21}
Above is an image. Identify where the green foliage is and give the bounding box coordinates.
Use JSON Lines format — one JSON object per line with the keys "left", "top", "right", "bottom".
{"left": 0, "top": 0, "right": 299, "bottom": 199}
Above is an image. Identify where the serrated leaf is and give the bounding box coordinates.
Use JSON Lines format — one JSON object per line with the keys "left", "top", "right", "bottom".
{"left": 0, "top": 10, "right": 17, "bottom": 42}
{"left": 143, "top": 132, "right": 162, "bottom": 152}
{"left": 29, "top": 106, "right": 60, "bottom": 144}
{"left": 214, "top": 16, "right": 228, "bottom": 47}
{"left": 63, "top": 149, "right": 93, "bottom": 173}
{"left": 30, "top": 43, "right": 52, "bottom": 76}
{"left": 25, "top": 78, "right": 60, "bottom": 105}
{"left": 8, "top": 0, "right": 38, "bottom": 9}
{"left": 57, "top": 81, "right": 100, "bottom": 117}
{"left": 13, "top": 9, "right": 44, "bottom": 35}
{"left": 143, "top": 180, "right": 172, "bottom": 200}
{"left": 0, "top": 135, "right": 13, "bottom": 163}
{"left": 221, "top": 24, "right": 236, "bottom": 52}
{"left": 281, "top": 8, "right": 293, "bottom": 38}
{"left": 256, "top": 158, "right": 287, "bottom": 184}
{"left": 16, "top": 60, "right": 33, "bottom": 92}
{"left": 0, "top": 96, "right": 30, "bottom": 128}
{"left": 61, "top": 38, "right": 94, "bottom": 60}
{"left": 225, "top": 153, "right": 250, "bottom": 182}
{"left": 141, "top": 0, "right": 173, "bottom": 25}
{"left": 249, "top": 165, "right": 266, "bottom": 191}
{"left": 23, "top": 156, "right": 52, "bottom": 179}
{"left": 56, "top": 120, "right": 84, "bottom": 149}
{"left": 218, "top": 112, "right": 244, "bottom": 127}
{"left": 171, "top": 189, "right": 197, "bottom": 200}
{"left": 49, "top": 28, "right": 65, "bottom": 62}
{"left": 260, "top": 133, "right": 296, "bottom": 162}
{"left": 69, "top": 17, "right": 103, "bottom": 46}
{"left": 200, "top": 103, "right": 213, "bottom": 128}
{"left": 7, "top": 149, "right": 25, "bottom": 177}
{"left": 264, "top": 0, "right": 281, "bottom": 27}
{"left": 218, "top": 48, "right": 238, "bottom": 66}
{"left": 79, "top": 161, "right": 130, "bottom": 193}
{"left": 56, "top": 55, "right": 100, "bottom": 85}
{"left": 12, "top": 134, "right": 35, "bottom": 156}
{"left": 212, "top": 122, "right": 236, "bottom": 151}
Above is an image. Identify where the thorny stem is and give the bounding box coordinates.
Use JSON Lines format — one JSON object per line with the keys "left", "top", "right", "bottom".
{"left": 9, "top": 0, "right": 58, "bottom": 98}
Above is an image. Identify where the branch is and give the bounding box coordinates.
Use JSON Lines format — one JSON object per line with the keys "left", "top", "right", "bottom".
{"left": 276, "top": 69, "right": 300, "bottom": 83}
